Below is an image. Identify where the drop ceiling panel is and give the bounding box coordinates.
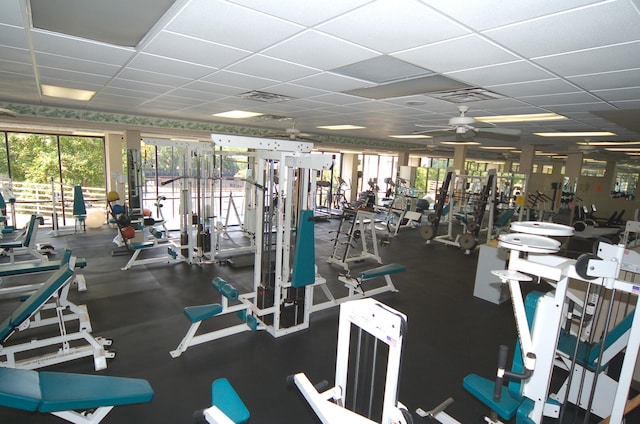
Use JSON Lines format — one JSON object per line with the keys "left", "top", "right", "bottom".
{"left": 331, "top": 55, "right": 432, "bottom": 84}
{"left": 262, "top": 83, "right": 327, "bottom": 99}
{"left": 97, "top": 88, "right": 158, "bottom": 101}
{"left": 38, "top": 68, "right": 110, "bottom": 86}
{"left": 146, "top": 95, "right": 203, "bottom": 107}
{"left": 520, "top": 91, "right": 603, "bottom": 107}
{"left": 568, "top": 69, "right": 640, "bottom": 91}
{"left": 0, "top": 23, "right": 28, "bottom": 49}
{"left": 35, "top": 52, "right": 120, "bottom": 77}
{"left": 0, "top": 46, "right": 32, "bottom": 64}
{"left": 488, "top": 79, "right": 580, "bottom": 97}
{"left": 533, "top": 42, "right": 640, "bottom": 77}
{"left": 317, "top": 0, "right": 468, "bottom": 53}
{"left": 31, "top": 30, "right": 135, "bottom": 65}
{"left": 422, "top": 0, "right": 603, "bottom": 31}
{"left": 394, "top": 35, "right": 520, "bottom": 73}
{"left": 446, "top": 61, "right": 556, "bottom": 87}
{"left": 118, "top": 68, "right": 192, "bottom": 87}
{"left": 169, "top": 88, "right": 226, "bottom": 102}
{"left": 128, "top": 53, "right": 216, "bottom": 79}
{"left": 201, "top": 71, "right": 279, "bottom": 90}
{"left": 594, "top": 87, "right": 640, "bottom": 102}
{"left": 183, "top": 80, "right": 245, "bottom": 96}
{"left": 0, "top": 60, "right": 33, "bottom": 75}
{"left": 292, "top": 72, "right": 368, "bottom": 92}
{"left": 227, "top": 55, "right": 318, "bottom": 81}
{"left": 226, "top": 0, "right": 372, "bottom": 27}
{"left": 143, "top": 31, "right": 250, "bottom": 70}
{"left": 0, "top": 1, "right": 23, "bottom": 26}
{"left": 306, "top": 93, "right": 364, "bottom": 106}
{"left": 107, "top": 78, "right": 173, "bottom": 95}
{"left": 262, "top": 30, "right": 378, "bottom": 70}
{"left": 485, "top": 1, "right": 640, "bottom": 58}
{"left": 167, "top": 0, "right": 303, "bottom": 51}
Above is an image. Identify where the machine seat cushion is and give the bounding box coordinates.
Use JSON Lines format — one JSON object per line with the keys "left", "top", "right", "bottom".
{"left": 211, "top": 378, "right": 250, "bottom": 424}
{"left": 130, "top": 241, "right": 155, "bottom": 250}
{"left": 463, "top": 374, "right": 522, "bottom": 420}
{"left": 0, "top": 367, "right": 42, "bottom": 412}
{"left": 38, "top": 371, "right": 154, "bottom": 412}
{"left": 0, "top": 241, "right": 23, "bottom": 249}
{"left": 358, "top": 263, "right": 406, "bottom": 280}
{"left": 184, "top": 304, "right": 223, "bottom": 323}
{"left": 0, "top": 258, "right": 86, "bottom": 277}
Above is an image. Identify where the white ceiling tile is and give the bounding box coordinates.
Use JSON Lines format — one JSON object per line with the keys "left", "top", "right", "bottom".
{"left": 422, "top": 0, "right": 604, "bottom": 31}
{"left": 169, "top": 88, "right": 226, "bottom": 102}
{"left": 520, "top": 91, "right": 603, "bottom": 106}
{"left": 226, "top": 0, "right": 372, "bottom": 27}
{"left": 0, "top": 23, "right": 28, "bottom": 49}
{"left": 593, "top": 87, "right": 640, "bottom": 102}
{"left": 306, "top": 93, "right": 364, "bottom": 106}
{"left": 167, "top": 0, "right": 303, "bottom": 51}
{"left": 99, "top": 87, "right": 158, "bottom": 100}
{"left": 534, "top": 42, "right": 640, "bottom": 77}
{"left": 0, "top": 59, "right": 33, "bottom": 75}
{"left": 0, "top": 1, "right": 24, "bottom": 26}
{"left": 107, "top": 78, "right": 173, "bottom": 95}
{"left": 38, "top": 68, "right": 110, "bottom": 86}
{"left": 183, "top": 80, "right": 245, "bottom": 96}
{"left": 262, "top": 30, "right": 378, "bottom": 70}
{"left": 541, "top": 102, "right": 616, "bottom": 113}
{"left": 488, "top": 79, "right": 581, "bottom": 97}
{"left": 39, "top": 76, "right": 103, "bottom": 92}
{"left": 261, "top": 83, "right": 327, "bottom": 99}
{"left": 612, "top": 99, "right": 640, "bottom": 109}
{"left": 393, "top": 35, "right": 520, "bottom": 74}
{"left": 35, "top": 52, "right": 120, "bottom": 77}
{"left": 128, "top": 53, "right": 215, "bottom": 79}
{"left": 201, "top": 70, "right": 279, "bottom": 90}
{"left": 0, "top": 45, "right": 31, "bottom": 64}
{"left": 143, "top": 31, "right": 250, "bottom": 69}
{"left": 144, "top": 95, "right": 200, "bottom": 107}
{"left": 30, "top": 30, "right": 134, "bottom": 65}
{"left": 292, "top": 72, "right": 368, "bottom": 92}
{"left": 446, "top": 61, "right": 556, "bottom": 87}
{"left": 318, "top": 0, "right": 468, "bottom": 54}
{"left": 227, "top": 54, "right": 318, "bottom": 81}
{"left": 118, "top": 68, "right": 191, "bottom": 87}
{"left": 485, "top": 1, "right": 640, "bottom": 58}
{"left": 568, "top": 69, "right": 640, "bottom": 91}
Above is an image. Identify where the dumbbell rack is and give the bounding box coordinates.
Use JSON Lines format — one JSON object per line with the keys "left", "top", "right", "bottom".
{"left": 327, "top": 209, "right": 382, "bottom": 273}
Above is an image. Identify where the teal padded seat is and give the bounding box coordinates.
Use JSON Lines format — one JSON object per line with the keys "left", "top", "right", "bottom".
{"left": 358, "top": 263, "right": 406, "bottom": 280}
{"left": 0, "top": 214, "right": 38, "bottom": 249}
{"left": 0, "top": 250, "right": 86, "bottom": 277}
{"left": 130, "top": 241, "right": 154, "bottom": 250}
{"left": 184, "top": 304, "right": 223, "bottom": 323}
{"left": 0, "top": 367, "right": 153, "bottom": 414}
{"left": 211, "top": 378, "right": 250, "bottom": 424}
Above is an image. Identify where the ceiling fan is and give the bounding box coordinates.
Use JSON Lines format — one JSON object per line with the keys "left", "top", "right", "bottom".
{"left": 267, "top": 123, "right": 322, "bottom": 143}
{"left": 415, "top": 105, "right": 522, "bottom": 139}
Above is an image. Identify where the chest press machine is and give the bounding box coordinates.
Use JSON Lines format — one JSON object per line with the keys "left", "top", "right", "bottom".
{"left": 170, "top": 135, "right": 405, "bottom": 358}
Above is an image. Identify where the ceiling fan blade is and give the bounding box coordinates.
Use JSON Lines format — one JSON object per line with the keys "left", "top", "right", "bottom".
{"left": 476, "top": 127, "right": 521, "bottom": 137}
{"left": 416, "top": 123, "right": 452, "bottom": 129}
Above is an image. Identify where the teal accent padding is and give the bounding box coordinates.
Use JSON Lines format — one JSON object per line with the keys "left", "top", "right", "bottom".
{"left": 463, "top": 374, "right": 521, "bottom": 420}
{"left": 211, "top": 378, "right": 250, "bottom": 424}
{"left": 184, "top": 304, "right": 223, "bottom": 323}
{"left": 516, "top": 398, "right": 536, "bottom": 424}
{"left": 72, "top": 186, "right": 86, "bottom": 217}
{"left": 130, "top": 241, "right": 154, "bottom": 250}
{"left": 0, "top": 192, "right": 5, "bottom": 209}
{"left": 10, "top": 267, "right": 74, "bottom": 328}
{"left": 0, "top": 316, "right": 13, "bottom": 341}
{"left": 588, "top": 310, "right": 634, "bottom": 365}
{"left": 358, "top": 263, "right": 406, "bottom": 280}
{"left": 0, "top": 253, "right": 85, "bottom": 277}
{"left": 246, "top": 315, "right": 258, "bottom": 331}
{"left": 292, "top": 209, "right": 315, "bottom": 288}
{"left": 38, "top": 371, "right": 154, "bottom": 412}
{"left": 495, "top": 209, "right": 515, "bottom": 227}
{"left": 0, "top": 214, "right": 37, "bottom": 249}
{"left": 0, "top": 367, "right": 42, "bottom": 412}
{"left": 212, "top": 277, "right": 239, "bottom": 301}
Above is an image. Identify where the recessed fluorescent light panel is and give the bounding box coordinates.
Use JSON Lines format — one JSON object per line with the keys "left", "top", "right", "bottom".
{"left": 476, "top": 113, "right": 567, "bottom": 123}
{"left": 440, "top": 141, "right": 480, "bottom": 146}
{"left": 213, "top": 110, "right": 264, "bottom": 119}
{"left": 577, "top": 141, "right": 640, "bottom": 146}
{"left": 534, "top": 131, "right": 616, "bottom": 137}
{"left": 41, "top": 84, "right": 96, "bottom": 101}
{"left": 389, "top": 135, "right": 432, "bottom": 139}
{"left": 317, "top": 125, "right": 365, "bottom": 130}
{"left": 605, "top": 147, "right": 640, "bottom": 152}
{"left": 479, "top": 146, "right": 517, "bottom": 150}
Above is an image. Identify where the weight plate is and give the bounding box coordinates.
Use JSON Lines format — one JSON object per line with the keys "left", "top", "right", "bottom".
{"left": 352, "top": 229, "right": 361, "bottom": 239}
{"left": 427, "top": 213, "right": 439, "bottom": 223}
{"left": 459, "top": 233, "right": 477, "bottom": 251}
{"left": 420, "top": 225, "right": 436, "bottom": 240}
{"left": 466, "top": 221, "right": 478, "bottom": 233}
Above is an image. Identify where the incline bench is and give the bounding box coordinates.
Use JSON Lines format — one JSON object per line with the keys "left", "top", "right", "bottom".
{"left": 0, "top": 249, "right": 88, "bottom": 294}
{"left": 0, "top": 214, "right": 47, "bottom": 263}
{"left": 1, "top": 251, "right": 113, "bottom": 370}
{"left": 0, "top": 366, "right": 153, "bottom": 424}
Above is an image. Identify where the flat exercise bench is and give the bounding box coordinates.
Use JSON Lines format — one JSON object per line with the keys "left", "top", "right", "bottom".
{"left": 0, "top": 366, "right": 153, "bottom": 424}
{"left": 357, "top": 263, "right": 406, "bottom": 280}
{"left": 337, "top": 263, "right": 405, "bottom": 296}
{"left": 1, "top": 252, "right": 113, "bottom": 370}
{"left": 0, "top": 249, "right": 88, "bottom": 293}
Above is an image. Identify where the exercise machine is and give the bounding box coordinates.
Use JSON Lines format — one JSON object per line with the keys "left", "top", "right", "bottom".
{"left": 291, "top": 298, "right": 412, "bottom": 424}
{"left": 195, "top": 378, "right": 250, "bottom": 424}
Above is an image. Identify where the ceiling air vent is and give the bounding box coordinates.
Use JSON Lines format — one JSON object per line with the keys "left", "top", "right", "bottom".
{"left": 430, "top": 87, "right": 503, "bottom": 103}
{"left": 239, "top": 91, "right": 295, "bottom": 103}
{"left": 257, "top": 114, "right": 293, "bottom": 121}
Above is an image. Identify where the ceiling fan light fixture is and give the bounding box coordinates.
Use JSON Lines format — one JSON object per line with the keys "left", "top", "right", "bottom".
{"left": 213, "top": 110, "right": 264, "bottom": 119}
{"left": 476, "top": 113, "right": 567, "bottom": 123}
{"left": 389, "top": 134, "right": 432, "bottom": 139}
{"left": 534, "top": 131, "right": 616, "bottom": 137}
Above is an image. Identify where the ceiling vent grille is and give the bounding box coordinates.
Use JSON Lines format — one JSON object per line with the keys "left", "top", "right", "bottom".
{"left": 239, "top": 90, "right": 295, "bottom": 103}
{"left": 430, "top": 87, "right": 503, "bottom": 103}
{"left": 257, "top": 114, "right": 293, "bottom": 121}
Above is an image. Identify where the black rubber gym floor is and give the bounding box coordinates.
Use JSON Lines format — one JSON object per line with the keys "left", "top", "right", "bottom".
{"left": 0, "top": 219, "right": 636, "bottom": 423}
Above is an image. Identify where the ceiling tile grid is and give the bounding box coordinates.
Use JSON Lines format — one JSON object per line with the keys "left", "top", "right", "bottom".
{"left": 0, "top": 0, "right": 639, "bottom": 158}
